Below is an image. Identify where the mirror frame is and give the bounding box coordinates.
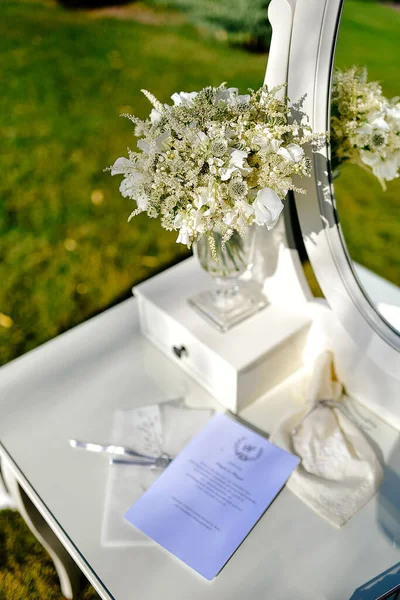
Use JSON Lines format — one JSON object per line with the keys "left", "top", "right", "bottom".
{"left": 286, "top": 0, "right": 400, "bottom": 381}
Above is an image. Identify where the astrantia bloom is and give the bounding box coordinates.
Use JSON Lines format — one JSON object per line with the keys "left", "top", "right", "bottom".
{"left": 110, "top": 83, "right": 323, "bottom": 254}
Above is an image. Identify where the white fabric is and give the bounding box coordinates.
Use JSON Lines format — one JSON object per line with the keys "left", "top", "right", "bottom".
{"left": 270, "top": 352, "right": 383, "bottom": 527}
{"left": 101, "top": 400, "right": 214, "bottom": 546}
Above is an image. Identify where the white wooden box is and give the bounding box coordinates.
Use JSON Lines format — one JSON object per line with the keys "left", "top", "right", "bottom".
{"left": 134, "top": 258, "right": 311, "bottom": 412}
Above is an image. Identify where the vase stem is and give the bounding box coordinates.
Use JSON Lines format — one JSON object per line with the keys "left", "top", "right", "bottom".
{"left": 188, "top": 226, "right": 268, "bottom": 331}
{"left": 213, "top": 277, "right": 240, "bottom": 307}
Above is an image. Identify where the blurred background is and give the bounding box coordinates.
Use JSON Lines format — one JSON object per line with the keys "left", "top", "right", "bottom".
{"left": 0, "top": 0, "right": 399, "bottom": 597}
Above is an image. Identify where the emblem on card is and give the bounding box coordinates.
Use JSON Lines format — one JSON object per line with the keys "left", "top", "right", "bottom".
{"left": 234, "top": 437, "right": 263, "bottom": 462}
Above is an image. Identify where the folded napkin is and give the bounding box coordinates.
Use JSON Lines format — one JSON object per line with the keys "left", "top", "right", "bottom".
{"left": 101, "top": 400, "right": 214, "bottom": 546}
{"left": 270, "top": 352, "right": 383, "bottom": 527}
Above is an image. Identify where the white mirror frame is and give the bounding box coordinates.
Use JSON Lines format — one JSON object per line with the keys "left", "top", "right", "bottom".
{"left": 287, "top": 0, "right": 400, "bottom": 382}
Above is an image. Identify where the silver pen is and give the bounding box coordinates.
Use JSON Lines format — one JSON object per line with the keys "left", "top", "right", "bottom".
{"left": 69, "top": 439, "right": 172, "bottom": 468}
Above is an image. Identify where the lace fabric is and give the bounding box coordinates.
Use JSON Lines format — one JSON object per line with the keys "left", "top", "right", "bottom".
{"left": 270, "top": 352, "right": 383, "bottom": 527}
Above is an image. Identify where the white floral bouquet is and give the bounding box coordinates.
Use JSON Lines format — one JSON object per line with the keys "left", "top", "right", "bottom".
{"left": 331, "top": 67, "right": 400, "bottom": 189}
{"left": 111, "top": 83, "right": 322, "bottom": 255}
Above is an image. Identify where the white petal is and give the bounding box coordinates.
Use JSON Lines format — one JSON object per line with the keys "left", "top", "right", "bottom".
{"left": 137, "top": 139, "right": 152, "bottom": 154}
{"left": 230, "top": 149, "right": 248, "bottom": 168}
{"left": 238, "top": 199, "right": 255, "bottom": 219}
{"left": 154, "top": 131, "right": 171, "bottom": 153}
{"left": 171, "top": 91, "right": 197, "bottom": 107}
{"left": 236, "top": 94, "right": 250, "bottom": 105}
{"left": 372, "top": 158, "right": 399, "bottom": 181}
{"left": 355, "top": 123, "right": 373, "bottom": 135}
{"left": 220, "top": 166, "right": 236, "bottom": 181}
{"left": 119, "top": 178, "right": 135, "bottom": 197}
{"left": 171, "top": 92, "right": 183, "bottom": 106}
{"left": 150, "top": 108, "right": 161, "bottom": 123}
{"left": 223, "top": 210, "right": 236, "bottom": 226}
{"left": 360, "top": 150, "right": 379, "bottom": 167}
{"left": 386, "top": 106, "right": 400, "bottom": 122}
{"left": 277, "top": 147, "right": 293, "bottom": 162}
{"left": 286, "top": 143, "right": 304, "bottom": 163}
{"left": 111, "top": 157, "right": 134, "bottom": 176}
{"left": 253, "top": 188, "right": 284, "bottom": 229}
{"left": 136, "top": 194, "right": 148, "bottom": 210}
{"left": 371, "top": 117, "right": 390, "bottom": 132}
{"left": 176, "top": 229, "right": 190, "bottom": 245}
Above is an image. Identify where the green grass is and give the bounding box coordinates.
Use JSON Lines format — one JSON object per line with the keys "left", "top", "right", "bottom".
{"left": 0, "top": 510, "right": 98, "bottom": 599}
{"left": 0, "top": 0, "right": 267, "bottom": 365}
{"left": 333, "top": 0, "right": 400, "bottom": 286}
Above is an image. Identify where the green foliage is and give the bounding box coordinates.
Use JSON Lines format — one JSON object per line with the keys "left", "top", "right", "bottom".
{"left": 148, "top": 0, "right": 272, "bottom": 52}
{"left": 0, "top": 510, "right": 97, "bottom": 599}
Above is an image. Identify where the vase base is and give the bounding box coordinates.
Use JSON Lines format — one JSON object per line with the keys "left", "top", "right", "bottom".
{"left": 188, "top": 283, "right": 268, "bottom": 332}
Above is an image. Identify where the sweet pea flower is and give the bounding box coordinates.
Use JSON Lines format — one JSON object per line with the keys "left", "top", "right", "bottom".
{"left": 111, "top": 157, "right": 135, "bottom": 176}
{"left": 171, "top": 91, "right": 198, "bottom": 107}
{"left": 221, "top": 150, "right": 252, "bottom": 181}
{"left": 176, "top": 226, "right": 191, "bottom": 245}
{"left": 278, "top": 143, "right": 304, "bottom": 163}
{"left": 253, "top": 188, "right": 284, "bottom": 229}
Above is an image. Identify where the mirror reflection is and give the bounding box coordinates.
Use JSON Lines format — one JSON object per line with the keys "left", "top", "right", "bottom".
{"left": 331, "top": 0, "right": 400, "bottom": 333}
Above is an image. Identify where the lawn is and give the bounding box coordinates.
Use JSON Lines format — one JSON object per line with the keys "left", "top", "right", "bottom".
{"left": 0, "top": 0, "right": 267, "bottom": 366}
{"left": 333, "top": 0, "right": 400, "bottom": 287}
{"left": 0, "top": 0, "right": 399, "bottom": 598}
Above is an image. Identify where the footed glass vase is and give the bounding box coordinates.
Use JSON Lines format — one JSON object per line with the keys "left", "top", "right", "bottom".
{"left": 188, "top": 228, "right": 267, "bottom": 332}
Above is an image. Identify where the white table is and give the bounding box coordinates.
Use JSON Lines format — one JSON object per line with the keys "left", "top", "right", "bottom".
{"left": 0, "top": 298, "right": 399, "bottom": 600}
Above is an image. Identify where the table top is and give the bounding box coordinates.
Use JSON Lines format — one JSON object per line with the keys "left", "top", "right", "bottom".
{"left": 0, "top": 297, "right": 399, "bottom": 600}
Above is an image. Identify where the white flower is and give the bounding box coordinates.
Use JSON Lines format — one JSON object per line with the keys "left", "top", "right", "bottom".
{"left": 119, "top": 178, "right": 136, "bottom": 198}
{"left": 215, "top": 86, "right": 250, "bottom": 107}
{"left": 154, "top": 131, "right": 171, "bottom": 153}
{"left": 111, "top": 157, "right": 135, "bottom": 176}
{"left": 252, "top": 133, "right": 281, "bottom": 153}
{"left": 355, "top": 115, "right": 390, "bottom": 136}
{"left": 223, "top": 210, "right": 236, "bottom": 226}
{"left": 176, "top": 226, "right": 191, "bottom": 245}
{"left": 137, "top": 139, "right": 152, "bottom": 154}
{"left": 171, "top": 91, "right": 198, "bottom": 107}
{"left": 278, "top": 143, "right": 304, "bottom": 163}
{"left": 253, "top": 188, "right": 284, "bottom": 229}
{"left": 191, "top": 131, "right": 208, "bottom": 146}
{"left": 385, "top": 105, "right": 400, "bottom": 124}
{"left": 238, "top": 199, "right": 255, "bottom": 219}
{"left": 360, "top": 151, "right": 399, "bottom": 181}
{"left": 220, "top": 149, "right": 252, "bottom": 181}
{"left": 150, "top": 108, "right": 162, "bottom": 123}
{"left": 215, "top": 87, "right": 238, "bottom": 102}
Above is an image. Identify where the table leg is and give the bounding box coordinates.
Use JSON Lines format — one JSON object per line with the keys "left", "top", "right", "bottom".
{"left": 2, "top": 460, "right": 83, "bottom": 599}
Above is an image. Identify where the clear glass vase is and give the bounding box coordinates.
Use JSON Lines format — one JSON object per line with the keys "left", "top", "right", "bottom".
{"left": 188, "top": 227, "right": 267, "bottom": 332}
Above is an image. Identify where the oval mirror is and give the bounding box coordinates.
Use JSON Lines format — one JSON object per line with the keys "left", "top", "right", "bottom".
{"left": 332, "top": 0, "right": 400, "bottom": 335}
{"left": 287, "top": 0, "right": 400, "bottom": 380}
